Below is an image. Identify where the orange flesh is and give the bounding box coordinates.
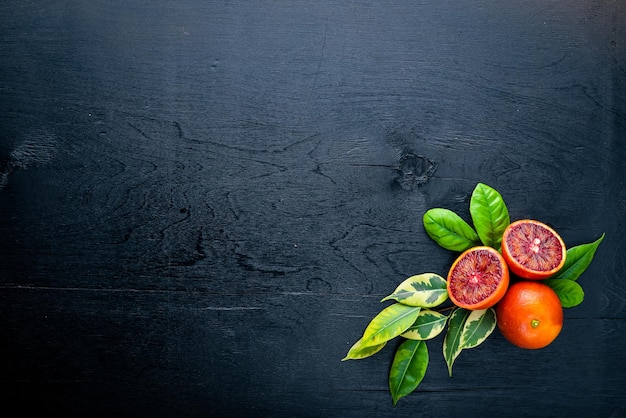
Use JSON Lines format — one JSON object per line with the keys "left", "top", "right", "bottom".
{"left": 449, "top": 249, "right": 504, "bottom": 306}
{"left": 505, "top": 223, "right": 563, "bottom": 272}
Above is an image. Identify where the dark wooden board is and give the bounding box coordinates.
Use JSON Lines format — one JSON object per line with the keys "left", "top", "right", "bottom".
{"left": 1, "top": 1, "right": 625, "bottom": 416}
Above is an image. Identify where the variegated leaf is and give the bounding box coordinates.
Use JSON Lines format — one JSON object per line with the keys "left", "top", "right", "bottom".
{"left": 342, "top": 339, "right": 387, "bottom": 361}
{"left": 400, "top": 309, "right": 447, "bottom": 341}
{"left": 459, "top": 308, "right": 496, "bottom": 349}
{"left": 359, "top": 303, "right": 421, "bottom": 348}
{"left": 389, "top": 339, "right": 429, "bottom": 405}
{"left": 381, "top": 273, "right": 448, "bottom": 308}
{"left": 443, "top": 308, "right": 471, "bottom": 377}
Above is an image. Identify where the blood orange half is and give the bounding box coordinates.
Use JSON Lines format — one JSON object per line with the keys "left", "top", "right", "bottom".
{"left": 447, "top": 246, "right": 509, "bottom": 310}
{"left": 501, "top": 220, "right": 566, "bottom": 280}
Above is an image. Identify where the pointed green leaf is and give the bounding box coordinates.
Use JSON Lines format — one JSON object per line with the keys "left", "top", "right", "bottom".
{"left": 544, "top": 279, "right": 585, "bottom": 308}
{"left": 359, "top": 304, "right": 421, "bottom": 348}
{"left": 342, "top": 339, "right": 387, "bottom": 361}
{"left": 459, "top": 308, "right": 496, "bottom": 349}
{"left": 443, "top": 308, "right": 471, "bottom": 377}
{"left": 423, "top": 208, "right": 481, "bottom": 252}
{"left": 553, "top": 234, "right": 605, "bottom": 281}
{"left": 469, "top": 183, "right": 510, "bottom": 250}
{"left": 389, "top": 339, "right": 429, "bottom": 405}
{"left": 381, "top": 273, "right": 448, "bottom": 308}
{"left": 401, "top": 309, "right": 447, "bottom": 340}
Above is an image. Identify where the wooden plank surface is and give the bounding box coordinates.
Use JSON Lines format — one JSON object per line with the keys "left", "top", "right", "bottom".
{"left": 1, "top": 1, "right": 625, "bottom": 416}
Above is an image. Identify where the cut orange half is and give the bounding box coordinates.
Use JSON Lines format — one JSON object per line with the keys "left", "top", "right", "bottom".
{"left": 447, "top": 246, "right": 509, "bottom": 310}
{"left": 501, "top": 220, "right": 566, "bottom": 280}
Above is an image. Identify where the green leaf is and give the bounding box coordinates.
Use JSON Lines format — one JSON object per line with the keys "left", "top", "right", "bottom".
{"left": 544, "top": 279, "right": 585, "bottom": 308}
{"left": 443, "top": 308, "right": 471, "bottom": 377}
{"left": 401, "top": 309, "right": 448, "bottom": 340}
{"left": 389, "top": 339, "right": 429, "bottom": 405}
{"left": 459, "top": 308, "right": 496, "bottom": 349}
{"left": 553, "top": 234, "right": 605, "bottom": 281}
{"left": 381, "top": 273, "right": 448, "bottom": 308}
{"left": 342, "top": 339, "right": 387, "bottom": 361}
{"left": 469, "top": 183, "right": 510, "bottom": 250}
{"left": 423, "top": 208, "right": 481, "bottom": 252}
{"left": 359, "top": 304, "right": 421, "bottom": 348}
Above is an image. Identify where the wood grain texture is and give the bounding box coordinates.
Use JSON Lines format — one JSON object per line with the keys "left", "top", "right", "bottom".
{"left": 1, "top": 0, "right": 625, "bottom": 416}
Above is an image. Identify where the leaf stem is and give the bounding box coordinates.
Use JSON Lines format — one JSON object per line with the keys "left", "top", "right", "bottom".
{"left": 433, "top": 305, "right": 456, "bottom": 314}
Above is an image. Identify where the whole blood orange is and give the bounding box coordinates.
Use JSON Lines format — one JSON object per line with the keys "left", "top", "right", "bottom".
{"left": 447, "top": 246, "right": 509, "bottom": 310}
{"left": 496, "top": 281, "right": 563, "bottom": 349}
{"left": 501, "top": 219, "right": 566, "bottom": 280}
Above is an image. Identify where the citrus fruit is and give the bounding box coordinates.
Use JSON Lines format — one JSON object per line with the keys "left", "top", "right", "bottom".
{"left": 496, "top": 281, "right": 563, "bottom": 349}
{"left": 447, "top": 246, "right": 509, "bottom": 310}
{"left": 501, "top": 219, "right": 566, "bottom": 280}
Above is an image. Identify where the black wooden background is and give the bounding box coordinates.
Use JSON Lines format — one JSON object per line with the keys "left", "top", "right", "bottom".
{"left": 1, "top": 1, "right": 625, "bottom": 417}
